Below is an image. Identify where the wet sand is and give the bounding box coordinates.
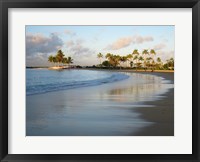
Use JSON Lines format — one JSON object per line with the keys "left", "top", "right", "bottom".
{"left": 26, "top": 71, "right": 174, "bottom": 136}
{"left": 97, "top": 70, "right": 174, "bottom": 136}
{"left": 129, "top": 72, "right": 174, "bottom": 136}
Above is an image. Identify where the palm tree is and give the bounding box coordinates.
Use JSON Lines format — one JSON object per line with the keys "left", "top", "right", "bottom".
{"left": 120, "top": 56, "right": 127, "bottom": 68}
{"left": 146, "top": 57, "right": 152, "bottom": 69}
{"left": 132, "top": 49, "right": 139, "bottom": 55}
{"left": 48, "top": 55, "right": 54, "bottom": 66}
{"left": 105, "top": 53, "right": 118, "bottom": 68}
{"left": 107, "top": 54, "right": 120, "bottom": 68}
{"left": 126, "top": 54, "right": 133, "bottom": 67}
{"left": 52, "top": 56, "right": 58, "bottom": 66}
{"left": 169, "top": 57, "right": 174, "bottom": 67}
{"left": 138, "top": 56, "right": 144, "bottom": 68}
{"left": 130, "top": 61, "right": 133, "bottom": 68}
{"left": 56, "top": 50, "right": 65, "bottom": 66}
{"left": 133, "top": 55, "right": 138, "bottom": 70}
{"left": 97, "top": 53, "right": 103, "bottom": 65}
{"left": 62, "top": 57, "right": 68, "bottom": 66}
{"left": 150, "top": 49, "right": 156, "bottom": 71}
{"left": 166, "top": 57, "right": 174, "bottom": 69}
{"left": 139, "top": 56, "right": 144, "bottom": 62}
{"left": 157, "top": 57, "right": 161, "bottom": 63}
{"left": 67, "top": 57, "right": 73, "bottom": 67}
{"left": 150, "top": 49, "right": 156, "bottom": 62}
{"left": 142, "top": 49, "right": 149, "bottom": 70}
{"left": 156, "top": 57, "right": 162, "bottom": 69}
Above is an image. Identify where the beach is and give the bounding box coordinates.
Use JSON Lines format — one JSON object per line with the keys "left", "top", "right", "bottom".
{"left": 127, "top": 72, "right": 174, "bottom": 136}
{"left": 26, "top": 69, "right": 174, "bottom": 136}
{"left": 87, "top": 70, "right": 174, "bottom": 136}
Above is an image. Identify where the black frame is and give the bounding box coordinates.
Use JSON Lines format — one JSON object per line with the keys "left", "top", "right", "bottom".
{"left": 0, "top": 0, "right": 199, "bottom": 161}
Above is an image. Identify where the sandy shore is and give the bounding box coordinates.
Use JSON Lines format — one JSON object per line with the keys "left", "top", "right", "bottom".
{"left": 130, "top": 72, "right": 174, "bottom": 136}
{"left": 82, "top": 70, "right": 174, "bottom": 136}
{"left": 26, "top": 70, "right": 174, "bottom": 136}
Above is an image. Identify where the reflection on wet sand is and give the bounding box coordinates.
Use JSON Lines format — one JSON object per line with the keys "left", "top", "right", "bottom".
{"left": 26, "top": 72, "right": 173, "bottom": 136}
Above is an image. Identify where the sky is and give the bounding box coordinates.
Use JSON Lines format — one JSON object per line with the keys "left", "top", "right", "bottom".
{"left": 26, "top": 25, "right": 174, "bottom": 66}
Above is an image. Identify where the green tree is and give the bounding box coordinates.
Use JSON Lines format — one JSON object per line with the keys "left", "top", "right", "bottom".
{"left": 133, "top": 55, "right": 139, "bottom": 70}
{"left": 48, "top": 55, "right": 54, "bottom": 65}
{"left": 146, "top": 57, "right": 152, "bottom": 69}
{"left": 130, "top": 61, "right": 133, "bottom": 68}
{"left": 62, "top": 57, "right": 68, "bottom": 65}
{"left": 102, "top": 60, "right": 111, "bottom": 67}
{"left": 126, "top": 54, "right": 133, "bottom": 67}
{"left": 120, "top": 56, "right": 128, "bottom": 68}
{"left": 52, "top": 56, "right": 57, "bottom": 66}
{"left": 56, "top": 50, "right": 65, "bottom": 65}
{"left": 149, "top": 49, "right": 156, "bottom": 71}
{"left": 165, "top": 57, "right": 174, "bottom": 69}
{"left": 142, "top": 49, "right": 149, "bottom": 70}
{"left": 67, "top": 57, "right": 73, "bottom": 67}
{"left": 105, "top": 53, "right": 120, "bottom": 68}
{"left": 97, "top": 52, "right": 103, "bottom": 65}
{"left": 132, "top": 49, "right": 139, "bottom": 55}
{"left": 138, "top": 56, "right": 144, "bottom": 68}
{"left": 156, "top": 57, "right": 162, "bottom": 69}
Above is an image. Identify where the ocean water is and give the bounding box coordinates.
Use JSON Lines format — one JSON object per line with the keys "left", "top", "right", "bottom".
{"left": 26, "top": 69, "right": 130, "bottom": 96}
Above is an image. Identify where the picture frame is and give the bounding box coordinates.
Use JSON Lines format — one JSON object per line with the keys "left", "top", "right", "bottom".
{"left": 0, "top": 0, "right": 199, "bottom": 161}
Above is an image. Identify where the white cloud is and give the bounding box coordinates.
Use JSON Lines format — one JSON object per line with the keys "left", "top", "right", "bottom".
{"left": 105, "top": 35, "right": 154, "bottom": 50}
{"left": 153, "top": 43, "right": 166, "bottom": 50}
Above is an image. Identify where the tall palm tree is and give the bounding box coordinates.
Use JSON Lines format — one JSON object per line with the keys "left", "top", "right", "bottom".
{"left": 105, "top": 53, "right": 119, "bottom": 68}
{"left": 132, "top": 49, "right": 139, "bottom": 55}
{"left": 169, "top": 57, "right": 174, "bottom": 67}
{"left": 120, "top": 56, "right": 127, "bottom": 68}
{"left": 126, "top": 54, "right": 133, "bottom": 67}
{"left": 156, "top": 57, "right": 162, "bottom": 69}
{"left": 150, "top": 49, "right": 156, "bottom": 61}
{"left": 146, "top": 57, "right": 152, "bottom": 69}
{"left": 56, "top": 50, "right": 65, "bottom": 66}
{"left": 142, "top": 49, "right": 149, "bottom": 70}
{"left": 52, "top": 56, "right": 58, "bottom": 66}
{"left": 105, "top": 53, "right": 112, "bottom": 59}
{"left": 108, "top": 54, "right": 120, "bottom": 68}
{"left": 150, "top": 49, "right": 156, "bottom": 71}
{"left": 67, "top": 57, "right": 73, "bottom": 67}
{"left": 166, "top": 57, "right": 174, "bottom": 69}
{"left": 62, "top": 57, "right": 68, "bottom": 66}
{"left": 130, "top": 61, "right": 133, "bottom": 68}
{"left": 97, "top": 53, "right": 103, "bottom": 65}
{"left": 132, "top": 49, "right": 139, "bottom": 70}
{"left": 157, "top": 57, "right": 161, "bottom": 63}
{"left": 138, "top": 56, "right": 144, "bottom": 68}
{"left": 133, "top": 55, "right": 138, "bottom": 70}
{"left": 48, "top": 55, "right": 54, "bottom": 66}
{"left": 138, "top": 56, "right": 144, "bottom": 63}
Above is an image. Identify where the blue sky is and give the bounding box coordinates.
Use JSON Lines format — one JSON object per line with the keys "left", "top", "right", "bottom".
{"left": 26, "top": 25, "right": 174, "bottom": 66}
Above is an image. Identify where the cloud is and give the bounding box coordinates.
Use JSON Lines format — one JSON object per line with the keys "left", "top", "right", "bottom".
{"left": 26, "top": 33, "right": 64, "bottom": 56}
{"left": 26, "top": 53, "right": 49, "bottom": 66}
{"left": 153, "top": 43, "right": 166, "bottom": 50}
{"left": 66, "top": 40, "right": 74, "bottom": 46}
{"left": 156, "top": 50, "right": 174, "bottom": 62}
{"left": 64, "top": 30, "right": 76, "bottom": 37}
{"left": 105, "top": 35, "right": 154, "bottom": 50}
{"left": 67, "top": 39, "right": 95, "bottom": 57}
{"left": 134, "top": 36, "right": 153, "bottom": 44}
{"left": 105, "top": 37, "right": 133, "bottom": 50}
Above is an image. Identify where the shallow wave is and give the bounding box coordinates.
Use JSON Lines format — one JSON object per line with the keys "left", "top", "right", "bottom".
{"left": 27, "top": 73, "right": 129, "bottom": 96}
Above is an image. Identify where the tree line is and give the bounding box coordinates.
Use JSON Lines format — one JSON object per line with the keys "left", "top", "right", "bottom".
{"left": 97, "top": 49, "right": 174, "bottom": 70}
{"left": 48, "top": 50, "right": 73, "bottom": 66}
